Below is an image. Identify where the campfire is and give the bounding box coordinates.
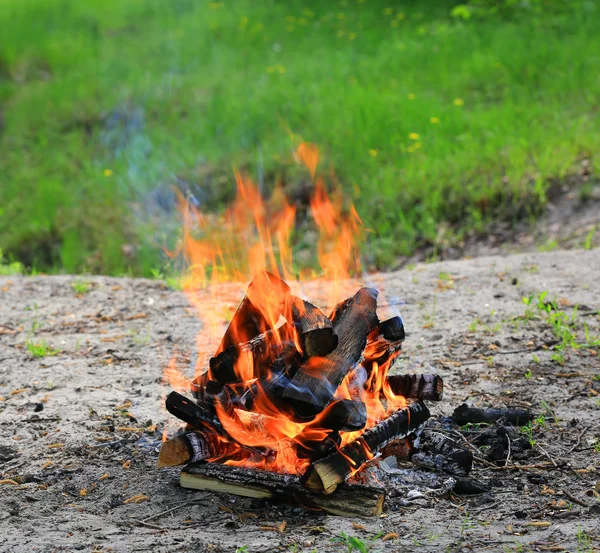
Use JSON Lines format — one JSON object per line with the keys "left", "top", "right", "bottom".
{"left": 158, "top": 144, "right": 444, "bottom": 516}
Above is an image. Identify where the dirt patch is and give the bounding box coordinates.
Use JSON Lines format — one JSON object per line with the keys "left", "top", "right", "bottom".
{"left": 1, "top": 249, "right": 599, "bottom": 552}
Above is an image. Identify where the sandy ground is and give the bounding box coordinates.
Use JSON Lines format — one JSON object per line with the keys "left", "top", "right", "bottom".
{"left": 1, "top": 249, "right": 599, "bottom": 553}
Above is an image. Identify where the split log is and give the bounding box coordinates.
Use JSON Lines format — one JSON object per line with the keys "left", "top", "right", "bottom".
{"left": 158, "top": 431, "right": 215, "bottom": 467}
{"left": 302, "top": 401, "right": 430, "bottom": 494}
{"left": 180, "top": 462, "right": 385, "bottom": 517}
{"left": 210, "top": 271, "right": 291, "bottom": 384}
{"left": 385, "top": 373, "right": 444, "bottom": 401}
{"left": 363, "top": 316, "right": 405, "bottom": 379}
{"left": 452, "top": 403, "right": 534, "bottom": 426}
{"left": 316, "top": 399, "right": 367, "bottom": 431}
{"left": 208, "top": 326, "right": 297, "bottom": 386}
{"left": 283, "top": 288, "right": 379, "bottom": 417}
{"left": 165, "top": 391, "right": 223, "bottom": 432}
{"left": 291, "top": 297, "right": 338, "bottom": 357}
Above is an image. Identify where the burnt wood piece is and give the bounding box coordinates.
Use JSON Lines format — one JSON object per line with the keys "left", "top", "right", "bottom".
{"left": 385, "top": 374, "right": 444, "bottom": 401}
{"left": 380, "top": 437, "right": 413, "bottom": 462}
{"left": 302, "top": 401, "right": 431, "bottom": 494}
{"left": 158, "top": 432, "right": 214, "bottom": 467}
{"left": 291, "top": 296, "right": 338, "bottom": 357}
{"left": 452, "top": 403, "right": 534, "bottom": 426}
{"left": 316, "top": 399, "right": 367, "bottom": 431}
{"left": 363, "top": 316, "right": 405, "bottom": 378}
{"left": 158, "top": 430, "right": 264, "bottom": 467}
{"left": 210, "top": 271, "right": 291, "bottom": 383}
{"left": 294, "top": 431, "right": 341, "bottom": 462}
{"left": 180, "top": 462, "right": 385, "bottom": 517}
{"left": 283, "top": 288, "right": 379, "bottom": 418}
{"left": 411, "top": 430, "right": 473, "bottom": 477}
{"left": 165, "top": 391, "right": 223, "bottom": 432}
{"left": 165, "top": 392, "right": 273, "bottom": 459}
{"left": 208, "top": 327, "right": 299, "bottom": 390}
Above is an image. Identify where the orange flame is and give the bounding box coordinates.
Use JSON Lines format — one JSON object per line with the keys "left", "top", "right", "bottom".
{"left": 163, "top": 143, "right": 404, "bottom": 474}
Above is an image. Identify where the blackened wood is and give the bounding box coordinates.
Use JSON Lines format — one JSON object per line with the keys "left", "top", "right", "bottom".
{"left": 212, "top": 271, "right": 291, "bottom": 382}
{"left": 316, "top": 399, "right": 367, "bottom": 432}
{"left": 294, "top": 430, "right": 341, "bottom": 462}
{"left": 453, "top": 477, "right": 490, "bottom": 495}
{"left": 283, "top": 288, "right": 379, "bottom": 417}
{"left": 180, "top": 462, "right": 385, "bottom": 517}
{"left": 385, "top": 374, "right": 444, "bottom": 401}
{"left": 452, "top": 403, "right": 534, "bottom": 426}
{"left": 411, "top": 430, "right": 473, "bottom": 477}
{"left": 302, "top": 401, "right": 430, "bottom": 494}
{"left": 362, "top": 316, "right": 404, "bottom": 378}
{"left": 209, "top": 326, "right": 299, "bottom": 387}
{"left": 158, "top": 432, "right": 214, "bottom": 467}
{"left": 291, "top": 296, "right": 338, "bottom": 357}
{"left": 380, "top": 437, "right": 412, "bottom": 461}
{"left": 165, "top": 391, "right": 223, "bottom": 431}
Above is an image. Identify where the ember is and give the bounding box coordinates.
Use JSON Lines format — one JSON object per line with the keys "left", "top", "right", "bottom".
{"left": 159, "top": 144, "right": 443, "bottom": 511}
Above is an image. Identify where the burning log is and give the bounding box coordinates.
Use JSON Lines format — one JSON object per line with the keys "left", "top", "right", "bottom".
{"left": 302, "top": 401, "right": 431, "bottom": 494}
{"left": 209, "top": 271, "right": 291, "bottom": 384}
{"left": 317, "top": 399, "right": 367, "bottom": 431}
{"left": 283, "top": 288, "right": 379, "bottom": 417}
{"left": 158, "top": 432, "right": 215, "bottom": 467}
{"left": 180, "top": 462, "right": 385, "bottom": 517}
{"left": 363, "top": 316, "right": 405, "bottom": 376}
{"left": 452, "top": 403, "right": 534, "bottom": 426}
{"left": 208, "top": 327, "right": 298, "bottom": 386}
{"left": 386, "top": 373, "right": 444, "bottom": 402}
{"left": 291, "top": 296, "right": 338, "bottom": 357}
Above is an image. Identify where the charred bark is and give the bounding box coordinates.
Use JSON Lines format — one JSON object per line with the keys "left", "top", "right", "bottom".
{"left": 302, "top": 401, "right": 430, "bottom": 494}
{"left": 385, "top": 373, "right": 444, "bottom": 401}
{"left": 283, "top": 288, "right": 379, "bottom": 418}
{"left": 452, "top": 403, "right": 534, "bottom": 426}
{"left": 291, "top": 297, "right": 338, "bottom": 357}
{"left": 180, "top": 462, "right": 385, "bottom": 517}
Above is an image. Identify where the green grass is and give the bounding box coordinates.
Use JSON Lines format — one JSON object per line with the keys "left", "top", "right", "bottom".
{"left": 26, "top": 339, "right": 60, "bottom": 358}
{"left": 1, "top": 0, "right": 599, "bottom": 275}
{"left": 71, "top": 280, "right": 91, "bottom": 294}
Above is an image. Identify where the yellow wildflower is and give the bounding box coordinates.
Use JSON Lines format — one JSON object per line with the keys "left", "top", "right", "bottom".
{"left": 396, "top": 12, "right": 406, "bottom": 20}
{"left": 276, "top": 65, "right": 285, "bottom": 74}
{"left": 430, "top": 117, "right": 440, "bottom": 124}
{"left": 414, "top": 142, "right": 422, "bottom": 149}
{"left": 239, "top": 16, "right": 249, "bottom": 28}
{"left": 407, "top": 146, "right": 415, "bottom": 153}
{"left": 391, "top": 20, "right": 398, "bottom": 27}
{"left": 103, "top": 169, "right": 113, "bottom": 177}
{"left": 348, "top": 32, "right": 357, "bottom": 40}
{"left": 337, "top": 30, "right": 346, "bottom": 38}
{"left": 454, "top": 98, "right": 464, "bottom": 107}
{"left": 337, "top": 12, "right": 345, "bottom": 20}
{"left": 408, "top": 132, "right": 419, "bottom": 141}
{"left": 286, "top": 25, "right": 294, "bottom": 32}
{"left": 384, "top": 7, "right": 394, "bottom": 15}
{"left": 408, "top": 92, "right": 415, "bottom": 100}
{"left": 368, "top": 149, "right": 378, "bottom": 157}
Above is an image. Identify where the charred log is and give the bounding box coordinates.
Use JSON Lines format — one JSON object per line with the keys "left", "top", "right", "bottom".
{"left": 302, "top": 401, "right": 430, "bottom": 494}
{"left": 180, "top": 462, "right": 385, "bottom": 517}
{"left": 452, "top": 403, "right": 534, "bottom": 426}
{"left": 386, "top": 373, "right": 444, "bottom": 402}
{"left": 283, "top": 288, "right": 379, "bottom": 417}
{"left": 291, "top": 297, "right": 338, "bottom": 357}
{"left": 208, "top": 271, "right": 291, "bottom": 384}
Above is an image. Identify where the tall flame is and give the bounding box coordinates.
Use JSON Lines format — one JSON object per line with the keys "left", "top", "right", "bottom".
{"left": 162, "top": 143, "right": 403, "bottom": 474}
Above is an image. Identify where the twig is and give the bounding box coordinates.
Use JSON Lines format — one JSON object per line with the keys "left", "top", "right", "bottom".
{"left": 566, "top": 425, "right": 588, "bottom": 454}
{"left": 536, "top": 444, "right": 558, "bottom": 467}
{"left": 562, "top": 489, "right": 589, "bottom": 508}
{"left": 580, "top": 310, "right": 599, "bottom": 317}
{"left": 505, "top": 433, "right": 512, "bottom": 467}
{"left": 447, "top": 429, "right": 498, "bottom": 468}
{"left": 141, "top": 499, "right": 207, "bottom": 523}
{"left": 130, "top": 519, "right": 163, "bottom": 530}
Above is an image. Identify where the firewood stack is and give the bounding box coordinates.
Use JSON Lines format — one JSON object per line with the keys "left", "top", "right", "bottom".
{"left": 159, "top": 271, "right": 444, "bottom": 516}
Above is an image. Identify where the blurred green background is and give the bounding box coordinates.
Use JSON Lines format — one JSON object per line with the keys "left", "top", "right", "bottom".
{"left": 1, "top": 0, "right": 598, "bottom": 277}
